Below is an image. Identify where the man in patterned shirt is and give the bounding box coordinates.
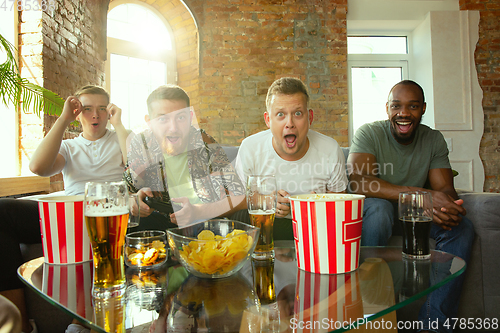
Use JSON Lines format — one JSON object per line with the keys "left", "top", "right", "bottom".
{"left": 124, "top": 85, "right": 245, "bottom": 230}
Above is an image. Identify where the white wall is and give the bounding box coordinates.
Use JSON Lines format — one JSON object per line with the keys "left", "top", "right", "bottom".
{"left": 347, "top": 0, "right": 459, "bottom": 33}
{"left": 429, "top": 11, "right": 484, "bottom": 191}
{"left": 411, "top": 14, "right": 435, "bottom": 128}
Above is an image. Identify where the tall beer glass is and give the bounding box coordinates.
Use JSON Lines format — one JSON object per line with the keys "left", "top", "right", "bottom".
{"left": 252, "top": 258, "right": 276, "bottom": 305}
{"left": 84, "top": 181, "right": 129, "bottom": 297}
{"left": 399, "top": 191, "right": 433, "bottom": 259}
{"left": 247, "top": 175, "right": 277, "bottom": 260}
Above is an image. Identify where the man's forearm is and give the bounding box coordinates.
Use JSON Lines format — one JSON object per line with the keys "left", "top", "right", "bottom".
{"left": 193, "top": 194, "right": 246, "bottom": 221}
{"left": 349, "top": 173, "right": 420, "bottom": 201}
{"left": 113, "top": 123, "right": 130, "bottom": 165}
{"left": 29, "top": 116, "right": 70, "bottom": 176}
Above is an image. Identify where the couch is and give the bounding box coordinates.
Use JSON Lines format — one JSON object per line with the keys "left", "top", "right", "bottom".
{"left": 21, "top": 145, "right": 499, "bottom": 332}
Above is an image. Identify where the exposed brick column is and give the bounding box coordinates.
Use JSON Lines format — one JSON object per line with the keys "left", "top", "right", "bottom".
{"left": 19, "top": 10, "right": 44, "bottom": 176}
{"left": 460, "top": 0, "right": 500, "bottom": 192}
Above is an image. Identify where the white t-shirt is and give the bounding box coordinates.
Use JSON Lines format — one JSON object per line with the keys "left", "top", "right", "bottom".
{"left": 59, "top": 130, "right": 124, "bottom": 195}
{"left": 235, "top": 129, "right": 348, "bottom": 197}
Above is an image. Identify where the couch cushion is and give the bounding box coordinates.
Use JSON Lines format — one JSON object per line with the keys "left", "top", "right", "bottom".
{"left": 341, "top": 146, "right": 349, "bottom": 163}
{"left": 221, "top": 145, "right": 239, "bottom": 167}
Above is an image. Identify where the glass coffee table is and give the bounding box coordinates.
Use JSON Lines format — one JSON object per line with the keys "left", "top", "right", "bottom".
{"left": 18, "top": 242, "right": 465, "bottom": 333}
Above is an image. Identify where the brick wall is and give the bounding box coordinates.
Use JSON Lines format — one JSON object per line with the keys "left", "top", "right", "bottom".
{"left": 184, "top": 0, "right": 349, "bottom": 146}
{"left": 460, "top": 0, "right": 500, "bottom": 192}
{"left": 18, "top": 0, "right": 497, "bottom": 193}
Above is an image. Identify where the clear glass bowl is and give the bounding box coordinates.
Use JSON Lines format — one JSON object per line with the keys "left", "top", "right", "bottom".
{"left": 166, "top": 220, "right": 259, "bottom": 279}
{"left": 167, "top": 272, "right": 259, "bottom": 332}
{"left": 125, "top": 231, "right": 167, "bottom": 268}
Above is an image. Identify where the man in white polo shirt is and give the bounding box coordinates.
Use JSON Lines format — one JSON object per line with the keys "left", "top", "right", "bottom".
{"left": 234, "top": 77, "right": 348, "bottom": 240}
{"left": 0, "top": 86, "right": 126, "bottom": 333}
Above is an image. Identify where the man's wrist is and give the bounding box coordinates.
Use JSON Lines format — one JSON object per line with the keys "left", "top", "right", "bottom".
{"left": 112, "top": 123, "right": 126, "bottom": 131}
{"left": 55, "top": 115, "right": 74, "bottom": 128}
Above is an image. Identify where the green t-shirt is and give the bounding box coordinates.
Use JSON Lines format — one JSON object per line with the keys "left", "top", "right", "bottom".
{"left": 164, "top": 151, "right": 203, "bottom": 205}
{"left": 350, "top": 120, "right": 451, "bottom": 188}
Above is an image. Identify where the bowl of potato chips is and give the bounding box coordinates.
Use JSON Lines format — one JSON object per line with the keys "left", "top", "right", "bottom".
{"left": 167, "top": 220, "right": 259, "bottom": 278}
{"left": 125, "top": 231, "right": 168, "bottom": 268}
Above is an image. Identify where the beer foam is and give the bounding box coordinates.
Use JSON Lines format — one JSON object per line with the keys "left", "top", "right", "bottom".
{"left": 249, "top": 209, "right": 276, "bottom": 215}
{"left": 85, "top": 206, "right": 129, "bottom": 217}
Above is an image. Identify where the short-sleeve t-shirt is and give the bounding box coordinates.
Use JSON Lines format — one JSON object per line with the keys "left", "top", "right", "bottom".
{"left": 58, "top": 130, "right": 124, "bottom": 195}
{"left": 349, "top": 120, "right": 451, "bottom": 188}
{"left": 235, "top": 129, "right": 348, "bottom": 195}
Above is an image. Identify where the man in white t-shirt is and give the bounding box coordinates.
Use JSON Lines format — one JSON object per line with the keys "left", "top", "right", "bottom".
{"left": 235, "top": 77, "right": 348, "bottom": 239}
{"left": 0, "top": 86, "right": 126, "bottom": 333}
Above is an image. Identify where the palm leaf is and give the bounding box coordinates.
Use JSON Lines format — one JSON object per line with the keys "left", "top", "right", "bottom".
{"left": 0, "top": 33, "right": 64, "bottom": 117}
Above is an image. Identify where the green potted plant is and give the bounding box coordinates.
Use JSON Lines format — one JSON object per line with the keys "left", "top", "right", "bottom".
{"left": 0, "top": 32, "right": 64, "bottom": 116}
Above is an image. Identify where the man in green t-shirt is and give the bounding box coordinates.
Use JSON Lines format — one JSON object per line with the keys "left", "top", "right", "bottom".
{"left": 347, "top": 80, "right": 474, "bottom": 333}
{"left": 124, "top": 85, "right": 246, "bottom": 229}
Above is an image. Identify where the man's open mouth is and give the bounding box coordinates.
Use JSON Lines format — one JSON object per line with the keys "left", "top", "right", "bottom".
{"left": 396, "top": 120, "right": 412, "bottom": 134}
{"left": 166, "top": 136, "right": 180, "bottom": 144}
{"left": 91, "top": 122, "right": 99, "bottom": 127}
{"left": 284, "top": 134, "right": 297, "bottom": 148}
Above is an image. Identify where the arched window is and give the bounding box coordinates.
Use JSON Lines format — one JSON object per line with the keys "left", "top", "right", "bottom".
{"left": 106, "top": 1, "right": 176, "bottom": 133}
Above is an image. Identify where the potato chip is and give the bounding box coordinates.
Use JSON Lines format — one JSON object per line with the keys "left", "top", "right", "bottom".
{"left": 197, "top": 230, "right": 216, "bottom": 240}
{"left": 179, "top": 228, "right": 254, "bottom": 276}
{"left": 126, "top": 239, "right": 166, "bottom": 267}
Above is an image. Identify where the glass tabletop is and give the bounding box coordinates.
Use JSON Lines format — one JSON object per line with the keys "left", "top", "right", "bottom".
{"left": 18, "top": 242, "right": 465, "bottom": 333}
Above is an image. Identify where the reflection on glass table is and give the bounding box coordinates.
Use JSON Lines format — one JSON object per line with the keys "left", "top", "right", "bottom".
{"left": 18, "top": 243, "right": 465, "bottom": 333}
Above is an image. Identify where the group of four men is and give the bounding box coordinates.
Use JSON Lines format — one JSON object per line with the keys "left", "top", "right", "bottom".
{"left": 0, "top": 77, "right": 473, "bottom": 333}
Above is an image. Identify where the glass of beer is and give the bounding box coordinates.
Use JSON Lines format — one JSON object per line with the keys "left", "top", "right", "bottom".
{"left": 84, "top": 181, "right": 129, "bottom": 298}
{"left": 128, "top": 193, "right": 140, "bottom": 228}
{"left": 399, "top": 191, "right": 433, "bottom": 259}
{"left": 92, "top": 294, "right": 126, "bottom": 333}
{"left": 246, "top": 175, "right": 277, "bottom": 260}
{"left": 252, "top": 258, "right": 276, "bottom": 305}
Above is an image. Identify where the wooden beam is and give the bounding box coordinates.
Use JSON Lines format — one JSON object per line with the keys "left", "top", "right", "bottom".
{"left": 0, "top": 176, "right": 51, "bottom": 197}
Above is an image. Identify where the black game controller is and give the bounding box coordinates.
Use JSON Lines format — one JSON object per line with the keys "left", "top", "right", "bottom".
{"left": 144, "top": 196, "right": 182, "bottom": 215}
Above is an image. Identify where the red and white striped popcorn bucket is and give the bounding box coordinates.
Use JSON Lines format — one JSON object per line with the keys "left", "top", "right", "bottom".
{"left": 290, "top": 194, "right": 365, "bottom": 274}
{"left": 36, "top": 195, "right": 93, "bottom": 264}
{"left": 293, "top": 268, "right": 363, "bottom": 333}
{"left": 42, "top": 262, "right": 93, "bottom": 319}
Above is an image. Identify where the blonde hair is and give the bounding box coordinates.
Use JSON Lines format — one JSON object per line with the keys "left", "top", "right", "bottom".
{"left": 266, "top": 77, "right": 309, "bottom": 111}
{"left": 74, "top": 85, "right": 110, "bottom": 104}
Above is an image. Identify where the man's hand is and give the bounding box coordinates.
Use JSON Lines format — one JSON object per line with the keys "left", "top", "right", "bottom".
{"left": 430, "top": 191, "right": 466, "bottom": 230}
{"left": 107, "top": 103, "right": 123, "bottom": 128}
{"left": 277, "top": 190, "right": 291, "bottom": 218}
{"left": 61, "top": 96, "right": 82, "bottom": 123}
{"left": 137, "top": 188, "right": 154, "bottom": 217}
{"left": 169, "top": 197, "right": 192, "bottom": 227}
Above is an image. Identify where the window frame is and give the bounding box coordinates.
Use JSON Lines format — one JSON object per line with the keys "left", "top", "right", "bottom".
{"left": 347, "top": 33, "right": 411, "bottom": 143}
{"left": 105, "top": 0, "right": 177, "bottom": 129}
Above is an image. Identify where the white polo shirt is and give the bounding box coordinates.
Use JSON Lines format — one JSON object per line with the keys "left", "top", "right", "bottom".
{"left": 235, "top": 129, "right": 348, "bottom": 195}
{"left": 59, "top": 130, "right": 124, "bottom": 195}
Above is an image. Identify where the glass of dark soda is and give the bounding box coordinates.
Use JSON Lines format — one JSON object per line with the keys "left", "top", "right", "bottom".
{"left": 398, "top": 191, "right": 433, "bottom": 259}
